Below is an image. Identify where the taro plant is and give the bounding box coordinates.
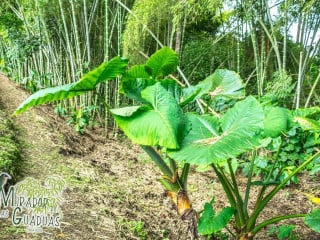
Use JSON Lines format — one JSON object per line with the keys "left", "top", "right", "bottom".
{"left": 14, "top": 47, "right": 320, "bottom": 239}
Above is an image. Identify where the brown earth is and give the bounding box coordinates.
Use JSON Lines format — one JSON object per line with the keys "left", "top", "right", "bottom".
{"left": 0, "top": 73, "right": 319, "bottom": 240}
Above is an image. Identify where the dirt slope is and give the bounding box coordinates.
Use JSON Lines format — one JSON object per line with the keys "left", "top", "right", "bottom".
{"left": 0, "top": 73, "right": 319, "bottom": 240}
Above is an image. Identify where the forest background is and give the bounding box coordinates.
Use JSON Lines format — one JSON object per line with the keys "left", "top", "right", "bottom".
{"left": 0, "top": 0, "right": 319, "bottom": 132}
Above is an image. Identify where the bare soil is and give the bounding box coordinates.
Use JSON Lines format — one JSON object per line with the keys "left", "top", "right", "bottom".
{"left": 0, "top": 73, "right": 319, "bottom": 240}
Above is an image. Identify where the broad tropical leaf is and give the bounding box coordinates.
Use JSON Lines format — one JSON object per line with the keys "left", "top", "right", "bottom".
{"left": 111, "top": 82, "right": 186, "bottom": 149}
{"left": 73, "top": 57, "right": 128, "bottom": 90}
{"left": 304, "top": 208, "right": 320, "bottom": 233}
{"left": 264, "top": 107, "right": 289, "bottom": 137}
{"left": 120, "top": 65, "right": 155, "bottom": 102}
{"left": 292, "top": 107, "right": 320, "bottom": 118}
{"left": 109, "top": 106, "right": 142, "bottom": 117}
{"left": 209, "top": 69, "right": 244, "bottom": 98}
{"left": 160, "top": 79, "right": 182, "bottom": 104}
{"left": 14, "top": 83, "right": 81, "bottom": 115}
{"left": 198, "top": 202, "right": 235, "bottom": 235}
{"left": 169, "top": 96, "right": 264, "bottom": 165}
{"left": 145, "top": 47, "right": 178, "bottom": 78}
{"left": 294, "top": 117, "right": 320, "bottom": 131}
{"left": 182, "top": 69, "right": 245, "bottom": 103}
{"left": 14, "top": 57, "right": 128, "bottom": 115}
{"left": 180, "top": 87, "right": 201, "bottom": 107}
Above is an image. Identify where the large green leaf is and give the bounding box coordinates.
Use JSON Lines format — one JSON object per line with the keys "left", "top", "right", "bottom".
{"left": 182, "top": 69, "right": 245, "bottom": 103}
{"left": 120, "top": 65, "right": 155, "bottom": 102}
{"left": 294, "top": 117, "right": 320, "bottom": 131}
{"left": 169, "top": 96, "right": 264, "bottom": 165}
{"left": 198, "top": 202, "right": 235, "bottom": 235}
{"left": 210, "top": 69, "right": 245, "bottom": 98}
{"left": 292, "top": 107, "right": 320, "bottom": 118}
{"left": 14, "top": 83, "right": 82, "bottom": 115}
{"left": 73, "top": 57, "right": 128, "bottom": 90}
{"left": 145, "top": 47, "right": 178, "bottom": 78}
{"left": 264, "top": 107, "right": 289, "bottom": 137}
{"left": 304, "top": 208, "right": 320, "bottom": 233}
{"left": 111, "top": 82, "right": 186, "bottom": 149}
{"left": 160, "top": 79, "right": 183, "bottom": 104}
{"left": 14, "top": 57, "right": 128, "bottom": 115}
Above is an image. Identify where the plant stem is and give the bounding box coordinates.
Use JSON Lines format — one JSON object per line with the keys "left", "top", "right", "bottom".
{"left": 211, "top": 163, "right": 240, "bottom": 227}
{"left": 227, "top": 159, "right": 246, "bottom": 226}
{"left": 180, "top": 163, "right": 190, "bottom": 190}
{"left": 252, "top": 214, "right": 306, "bottom": 235}
{"left": 255, "top": 140, "right": 283, "bottom": 206}
{"left": 141, "top": 146, "right": 173, "bottom": 178}
{"left": 247, "top": 151, "right": 320, "bottom": 231}
{"left": 243, "top": 151, "right": 256, "bottom": 220}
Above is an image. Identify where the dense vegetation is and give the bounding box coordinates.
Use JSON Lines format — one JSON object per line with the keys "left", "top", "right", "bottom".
{"left": 1, "top": 0, "right": 320, "bottom": 132}
{"left": 0, "top": 107, "right": 21, "bottom": 180}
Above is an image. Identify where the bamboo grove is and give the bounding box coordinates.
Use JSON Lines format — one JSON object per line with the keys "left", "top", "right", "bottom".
{"left": 0, "top": 0, "right": 319, "bottom": 133}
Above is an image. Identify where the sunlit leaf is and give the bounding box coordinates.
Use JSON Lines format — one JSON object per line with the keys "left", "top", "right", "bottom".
{"left": 182, "top": 69, "right": 245, "bottom": 103}
{"left": 292, "top": 107, "right": 320, "bottom": 118}
{"left": 294, "top": 117, "right": 320, "bottom": 131}
{"left": 145, "top": 47, "right": 178, "bottom": 78}
{"left": 120, "top": 64, "right": 155, "bottom": 102}
{"left": 169, "top": 96, "right": 264, "bottom": 164}
{"left": 73, "top": 57, "right": 128, "bottom": 90}
{"left": 264, "top": 107, "right": 289, "bottom": 137}
{"left": 14, "top": 57, "right": 128, "bottom": 115}
{"left": 111, "top": 82, "right": 186, "bottom": 149}
{"left": 302, "top": 192, "right": 320, "bottom": 205}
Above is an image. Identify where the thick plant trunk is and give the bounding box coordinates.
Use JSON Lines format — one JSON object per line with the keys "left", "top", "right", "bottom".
{"left": 239, "top": 233, "right": 254, "bottom": 240}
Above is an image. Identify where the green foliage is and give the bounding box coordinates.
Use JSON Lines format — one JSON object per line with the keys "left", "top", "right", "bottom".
{"left": 0, "top": 109, "right": 21, "bottom": 179}
{"left": 111, "top": 83, "right": 187, "bottom": 149}
{"left": 268, "top": 225, "right": 296, "bottom": 240}
{"left": 198, "top": 201, "right": 234, "bottom": 236}
{"left": 14, "top": 57, "right": 128, "bottom": 115}
{"left": 117, "top": 219, "right": 147, "bottom": 240}
{"left": 183, "top": 69, "right": 244, "bottom": 102}
{"left": 264, "top": 70, "right": 295, "bottom": 106}
{"left": 263, "top": 107, "right": 289, "bottom": 138}
{"left": 169, "top": 96, "right": 263, "bottom": 165}
{"left": 145, "top": 47, "right": 178, "bottom": 78}
{"left": 21, "top": 70, "right": 52, "bottom": 93}
{"left": 122, "top": 0, "right": 176, "bottom": 64}
{"left": 304, "top": 208, "right": 320, "bottom": 233}
{"left": 180, "top": 37, "right": 215, "bottom": 84}
{"left": 67, "top": 105, "right": 99, "bottom": 134}
{"left": 14, "top": 47, "right": 320, "bottom": 239}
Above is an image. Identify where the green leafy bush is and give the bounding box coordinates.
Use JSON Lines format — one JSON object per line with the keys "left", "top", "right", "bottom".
{"left": 14, "top": 47, "right": 320, "bottom": 239}
{"left": 0, "top": 109, "right": 21, "bottom": 179}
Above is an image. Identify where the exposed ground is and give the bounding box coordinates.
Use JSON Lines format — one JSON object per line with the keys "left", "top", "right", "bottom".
{"left": 0, "top": 73, "right": 319, "bottom": 240}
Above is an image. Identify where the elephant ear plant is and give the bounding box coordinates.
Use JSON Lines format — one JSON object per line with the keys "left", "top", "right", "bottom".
{"left": 14, "top": 47, "right": 320, "bottom": 239}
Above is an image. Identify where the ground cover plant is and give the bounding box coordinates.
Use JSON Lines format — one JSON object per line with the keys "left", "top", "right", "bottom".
{"left": 14, "top": 47, "right": 320, "bottom": 239}
{"left": 0, "top": 108, "right": 21, "bottom": 180}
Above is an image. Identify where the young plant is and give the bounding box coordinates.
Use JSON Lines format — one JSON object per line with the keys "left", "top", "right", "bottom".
{"left": 14, "top": 47, "right": 320, "bottom": 239}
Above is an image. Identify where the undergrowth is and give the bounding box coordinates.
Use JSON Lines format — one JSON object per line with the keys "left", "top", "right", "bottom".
{"left": 0, "top": 107, "right": 22, "bottom": 181}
